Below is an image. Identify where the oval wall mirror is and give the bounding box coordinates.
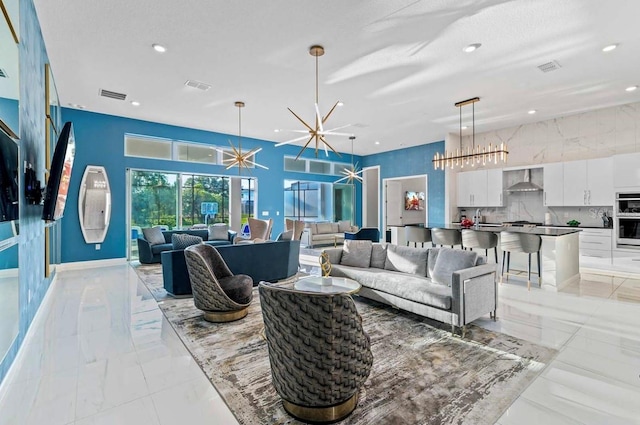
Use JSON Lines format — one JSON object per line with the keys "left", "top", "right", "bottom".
{"left": 78, "top": 166, "right": 111, "bottom": 244}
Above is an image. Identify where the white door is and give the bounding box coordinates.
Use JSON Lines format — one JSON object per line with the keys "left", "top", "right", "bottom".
{"left": 486, "top": 169, "right": 504, "bottom": 207}
{"left": 563, "top": 160, "right": 588, "bottom": 206}
{"left": 587, "top": 157, "right": 613, "bottom": 206}
{"left": 543, "top": 163, "right": 564, "bottom": 206}
{"left": 385, "top": 180, "right": 403, "bottom": 226}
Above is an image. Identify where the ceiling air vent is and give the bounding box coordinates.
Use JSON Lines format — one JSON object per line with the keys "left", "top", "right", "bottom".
{"left": 99, "top": 89, "right": 127, "bottom": 100}
{"left": 184, "top": 80, "right": 212, "bottom": 91}
{"left": 0, "top": 68, "right": 8, "bottom": 78}
{"left": 537, "top": 60, "right": 562, "bottom": 73}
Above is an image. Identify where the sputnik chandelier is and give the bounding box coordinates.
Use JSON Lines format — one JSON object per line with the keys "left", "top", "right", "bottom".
{"left": 432, "top": 97, "right": 508, "bottom": 170}
{"left": 275, "top": 45, "right": 352, "bottom": 159}
{"left": 218, "top": 101, "right": 268, "bottom": 175}
{"left": 335, "top": 136, "right": 363, "bottom": 184}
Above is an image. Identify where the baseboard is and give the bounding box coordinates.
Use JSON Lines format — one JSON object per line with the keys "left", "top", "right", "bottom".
{"left": 56, "top": 257, "right": 128, "bottom": 271}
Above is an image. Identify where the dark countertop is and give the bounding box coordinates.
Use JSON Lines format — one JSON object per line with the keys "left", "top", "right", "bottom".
{"left": 429, "top": 223, "right": 582, "bottom": 236}
{"left": 538, "top": 224, "right": 613, "bottom": 230}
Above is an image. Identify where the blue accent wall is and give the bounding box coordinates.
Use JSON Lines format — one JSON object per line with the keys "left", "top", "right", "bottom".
{"left": 362, "top": 142, "right": 445, "bottom": 226}
{"left": 59, "top": 108, "right": 362, "bottom": 262}
{"left": 0, "top": 0, "right": 53, "bottom": 383}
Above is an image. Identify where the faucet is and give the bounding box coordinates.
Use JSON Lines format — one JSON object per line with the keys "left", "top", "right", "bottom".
{"left": 474, "top": 208, "right": 481, "bottom": 228}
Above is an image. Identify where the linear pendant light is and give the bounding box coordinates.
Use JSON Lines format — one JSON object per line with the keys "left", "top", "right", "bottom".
{"left": 432, "top": 97, "right": 508, "bottom": 170}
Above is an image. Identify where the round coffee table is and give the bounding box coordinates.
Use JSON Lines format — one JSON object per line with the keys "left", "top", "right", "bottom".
{"left": 293, "top": 276, "right": 361, "bottom": 294}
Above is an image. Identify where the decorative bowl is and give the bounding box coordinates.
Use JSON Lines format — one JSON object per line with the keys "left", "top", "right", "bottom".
{"left": 460, "top": 218, "right": 474, "bottom": 228}
{"left": 566, "top": 220, "right": 580, "bottom": 227}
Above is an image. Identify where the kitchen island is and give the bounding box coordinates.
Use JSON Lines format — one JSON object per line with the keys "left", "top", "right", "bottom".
{"left": 426, "top": 224, "right": 581, "bottom": 291}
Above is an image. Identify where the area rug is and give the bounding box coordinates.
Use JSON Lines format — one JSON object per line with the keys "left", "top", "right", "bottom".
{"left": 133, "top": 264, "right": 557, "bottom": 424}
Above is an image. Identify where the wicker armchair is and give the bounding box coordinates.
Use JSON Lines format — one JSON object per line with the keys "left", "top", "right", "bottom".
{"left": 184, "top": 244, "right": 253, "bottom": 322}
{"left": 259, "top": 283, "right": 373, "bottom": 423}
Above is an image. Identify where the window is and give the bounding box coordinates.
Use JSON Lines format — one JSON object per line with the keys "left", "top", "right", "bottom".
{"left": 283, "top": 155, "right": 351, "bottom": 176}
{"left": 125, "top": 135, "right": 172, "bottom": 160}
{"left": 176, "top": 142, "right": 218, "bottom": 164}
{"left": 284, "top": 180, "right": 332, "bottom": 221}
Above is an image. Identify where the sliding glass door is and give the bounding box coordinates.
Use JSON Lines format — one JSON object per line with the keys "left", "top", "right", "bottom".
{"left": 128, "top": 169, "right": 255, "bottom": 260}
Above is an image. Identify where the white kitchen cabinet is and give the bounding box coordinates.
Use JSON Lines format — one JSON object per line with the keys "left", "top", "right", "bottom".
{"left": 457, "top": 169, "right": 502, "bottom": 207}
{"left": 579, "top": 228, "right": 612, "bottom": 269}
{"left": 562, "top": 158, "right": 613, "bottom": 206}
{"left": 613, "top": 152, "right": 640, "bottom": 188}
{"left": 543, "top": 163, "right": 564, "bottom": 206}
{"left": 587, "top": 157, "right": 613, "bottom": 205}
{"left": 563, "top": 160, "right": 588, "bottom": 206}
{"left": 486, "top": 168, "right": 504, "bottom": 207}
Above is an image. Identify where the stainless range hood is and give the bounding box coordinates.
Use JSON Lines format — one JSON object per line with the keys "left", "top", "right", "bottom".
{"left": 506, "top": 169, "right": 542, "bottom": 192}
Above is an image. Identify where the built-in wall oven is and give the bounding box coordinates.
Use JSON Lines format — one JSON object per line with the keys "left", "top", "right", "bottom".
{"left": 616, "top": 193, "right": 640, "bottom": 247}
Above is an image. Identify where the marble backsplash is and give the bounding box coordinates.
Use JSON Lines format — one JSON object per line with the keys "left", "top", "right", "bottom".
{"left": 458, "top": 167, "right": 613, "bottom": 227}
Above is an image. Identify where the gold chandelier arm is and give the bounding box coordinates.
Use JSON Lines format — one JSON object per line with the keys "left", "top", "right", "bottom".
{"left": 294, "top": 135, "right": 315, "bottom": 160}
{"left": 287, "top": 107, "right": 314, "bottom": 132}
{"left": 322, "top": 100, "right": 340, "bottom": 123}
{"left": 275, "top": 134, "right": 312, "bottom": 147}
{"left": 319, "top": 135, "right": 341, "bottom": 157}
{"left": 315, "top": 103, "right": 324, "bottom": 133}
{"left": 245, "top": 159, "right": 269, "bottom": 170}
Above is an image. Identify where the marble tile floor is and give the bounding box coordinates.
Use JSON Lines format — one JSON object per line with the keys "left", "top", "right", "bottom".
{"left": 0, "top": 264, "right": 639, "bottom": 424}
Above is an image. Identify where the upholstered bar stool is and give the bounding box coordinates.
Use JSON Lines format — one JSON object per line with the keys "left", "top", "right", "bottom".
{"left": 430, "top": 228, "right": 462, "bottom": 249}
{"left": 499, "top": 231, "right": 542, "bottom": 291}
{"left": 461, "top": 229, "right": 498, "bottom": 262}
{"left": 405, "top": 226, "right": 431, "bottom": 248}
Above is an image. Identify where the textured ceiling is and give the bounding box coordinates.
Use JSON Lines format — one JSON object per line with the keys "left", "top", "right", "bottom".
{"left": 33, "top": 0, "right": 640, "bottom": 155}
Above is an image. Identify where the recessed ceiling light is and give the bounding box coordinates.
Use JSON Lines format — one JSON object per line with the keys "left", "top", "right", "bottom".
{"left": 337, "top": 101, "right": 344, "bottom": 106}
{"left": 152, "top": 44, "right": 166, "bottom": 53}
{"left": 625, "top": 85, "right": 638, "bottom": 92}
{"left": 274, "top": 129, "right": 280, "bottom": 133}
{"left": 375, "top": 141, "right": 380, "bottom": 145}
{"left": 528, "top": 109, "right": 537, "bottom": 114}
{"left": 463, "top": 43, "right": 482, "bottom": 53}
{"left": 130, "top": 101, "right": 140, "bottom": 106}
{"left": 602, "top": 44, "right": 618, "bottom": 52}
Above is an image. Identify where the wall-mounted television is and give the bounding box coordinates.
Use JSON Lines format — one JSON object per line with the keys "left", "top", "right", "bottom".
{"left": 0, "top": 128, "right": 18, "bottom": 222}
{"left": 42, "top": 121, "right": 75, "bottom": 222}
{"left": 405, "top": 191, "right": 425, "bottom": 211}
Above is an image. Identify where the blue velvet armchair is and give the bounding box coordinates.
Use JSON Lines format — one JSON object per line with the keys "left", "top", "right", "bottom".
{"left": 344, "top": 227, "right": 380, "bottom": 242}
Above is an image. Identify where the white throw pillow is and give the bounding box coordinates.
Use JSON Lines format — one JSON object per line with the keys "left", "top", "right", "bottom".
{"left": 208, "top": 224, "right": 229, "bottom": 241}
{"left": 142, "top": 227, "right": 165, "bottom": 245}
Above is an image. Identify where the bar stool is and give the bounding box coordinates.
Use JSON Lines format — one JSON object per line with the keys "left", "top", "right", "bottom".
{"left": 430, "top": 228, "right": 462, "bottom": 249}
{"left": 405, "top": 226, "right": 431, "bottom": 248}
{"left": 500, "top": 231, "right": 542, "bottom": 291}
{"left": 461, "top": 229, "right": 498, "bottom": 262}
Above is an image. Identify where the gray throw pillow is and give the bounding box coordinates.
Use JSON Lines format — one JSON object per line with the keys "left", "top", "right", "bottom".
{"left": 384, "top": 244, "right": 428, "bottom": 276}
{"left": 340, "top": 240, "right": 373, "bottom": 268}
{"left": 172, "top": 233, "right": 203, "bottom": 250}
{"left": 142, "top": 227, "right": 165, "bottom": 246}
{"left": 370, "top": 243, "right": 387, "bottom": 269}
{"left": 208, "top": 223, "right": 229, "bottom": 241}
{"left": 431, "top": 248, "right": 479, "bottom": 287}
